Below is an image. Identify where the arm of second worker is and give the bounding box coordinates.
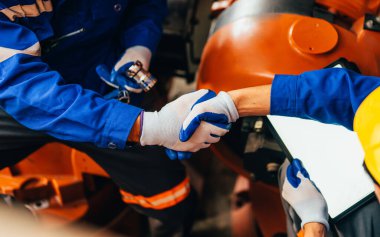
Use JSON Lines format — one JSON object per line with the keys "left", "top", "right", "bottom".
{"left": 270, "top": 68, "right": 380, "bottom": 130}
{"left": 0, "top": 19, "right": 142, "bottom": 149}
{"left": 121, "top": 0, "right": 168, "bottom": 54}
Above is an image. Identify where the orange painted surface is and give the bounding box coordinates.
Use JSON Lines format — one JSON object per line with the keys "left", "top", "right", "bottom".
{"left": 0, "top": 143, "right": 107, "bottom": 224}
{"left": 197, "top": 14, "right": 380, "bottom": 93}
{"left": 71, "top": 149, "right": 109, "bottom": 177}
{"left": 316, "top": 0, "right": 380, "bottom": 20}
{"left": 289, "top": 18, "right": 338, "bottom": 54}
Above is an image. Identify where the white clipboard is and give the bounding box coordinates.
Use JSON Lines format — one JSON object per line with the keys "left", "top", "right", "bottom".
{"left": 267, "top": 115, "right": 375, "bottom": 221}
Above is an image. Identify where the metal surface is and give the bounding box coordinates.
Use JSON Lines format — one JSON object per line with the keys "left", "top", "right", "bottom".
{"left": 212, "top": 0, "right": 314, "bottom": 34}
{"left": 198, "top": 14, "right": 380, "bottom": 93}
{"left": 316, "top": 0, "right": 380, "bottom": 20}
{"left": 364, "top": 14, "right": 380, "bottom": 32}
{"left": 127, "top": 60, "right": 157, "bottom": 92}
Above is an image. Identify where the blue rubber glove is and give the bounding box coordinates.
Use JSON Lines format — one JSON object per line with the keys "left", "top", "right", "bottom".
{"left": 96, "top": 62, "right": 143, "bottom": 93}
{"left": 180, "top": 91, "right": 239, "bottom": 142}
{"left": 282, "top": 159, "right": 329, "bottom": 230}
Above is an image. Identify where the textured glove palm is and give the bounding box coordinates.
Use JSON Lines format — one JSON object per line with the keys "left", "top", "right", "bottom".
{"left": 282, "top": 159, "right": 329, "bottom": 230}
{"left": 180, "top": 91, "right": 239, "bottom": 142}
{"left": 141, "top": 89, "right": 229, "bottom": 156}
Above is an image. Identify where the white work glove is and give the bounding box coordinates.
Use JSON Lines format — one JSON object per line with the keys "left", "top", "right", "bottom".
{"left": 140, "top": 89, "right": 229, "bottom": 152}
{"left": 282, "top": 159, "right": 330, "bottom": 230}
{"left": 180, "top": 91, "right": 239, "bottom": 142}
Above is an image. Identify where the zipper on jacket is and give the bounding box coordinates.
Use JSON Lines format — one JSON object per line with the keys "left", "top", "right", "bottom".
{"left": 44, "top": 28, "right": 85, "bottom": 53}
{"left": 54, "top": 28, "right": 86, "bottom": 42}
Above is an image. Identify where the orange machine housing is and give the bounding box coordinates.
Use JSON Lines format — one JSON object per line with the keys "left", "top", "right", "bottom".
{"left": 198, "top": 14, "right": 380, "bottom": 93}
{"left": 198, "top": 0, "right": 380, "bottom": 236}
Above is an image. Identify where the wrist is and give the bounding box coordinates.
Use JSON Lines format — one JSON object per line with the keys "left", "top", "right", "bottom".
{"left": 227, "top": 90, "right": 241, "bottom": 115}
{"left": 139, "top": 111, "right": 161, "bottom": 146}
{"left": 227, "top": 85, "right": 271, "bottom": 117}
{"left": 218, "top": 91, "right": 239, "bottom": 122}
{"left": 303, "top": 222, "right": 326, "bottom": 237}
{"left": 127, "top": 112, "right": 142, "bottom": 143}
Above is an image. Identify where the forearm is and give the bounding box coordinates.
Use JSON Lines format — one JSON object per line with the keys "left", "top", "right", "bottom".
{"left": 0, "top": 57, "right": 141, "bottom": 148}
{"left": 128, "top": 114, "right": 142, "bottom": 143}
{"left": 227, "top": 85, "right": 271, "bottom": 117}
{"left": 303, "top": 223, "right": 326, "bottom": 237}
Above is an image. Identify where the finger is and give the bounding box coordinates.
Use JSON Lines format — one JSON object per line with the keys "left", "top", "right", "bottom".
{"left": 111, "top": 72, "right": 143, "bottom": 93}
{"left": 180, "top": 112, "right": 229, "bottom": 142}
{"left": 293, "top": 159, "right": 310, "bottom": 179}
{"left": 125, "top": 86, "right": 143, "bottom": 93}
{"left": 96, "top": 65, "right": 119, "bottom": 88}
{"left": 205, "top": 122, "right": 230, "bottom": 137}
{"left": 195, "top": 122, "right": 226, "bottom": 144}
{"left": 177, "top": 151, "right": 192, "bottom": 160}
{"left": 124, "top": 82, "right": 143, "bottom": 93}
{"left": 286, "top": 161, "right": 302, "bottom": 188}
{"left": 112, "top": 63, "right": 143, "bottom": 89}
{"left": 165, "top": 148, "right": 178, "bottom": 160}
{"left": 96, "top": 64, "right": 111, "bottom": 80}
{"left": 205, "top": 135, "right": 220, "bottom": 144}
{"left": 117, "top": 62, "right": 134, "bottom": 73}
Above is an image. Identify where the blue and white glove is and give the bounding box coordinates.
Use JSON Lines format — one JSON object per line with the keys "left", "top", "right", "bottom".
{"left": 180, "top": 91, "right": 239, "bottom": 142}
{"left": 282, "top": 159, "right": 330, "bottom": 230}
{"left": 141, "top": 90, "right": 228, "bottom": 159}
{"left": 96, "top": 62, "right": 143, "bottom": 94}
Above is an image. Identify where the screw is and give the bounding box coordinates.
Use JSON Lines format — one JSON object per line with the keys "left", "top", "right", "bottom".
{"left": 366, "top": 20, "right": 374, "bottom": 28}
{"left": 376, "top": 16, "right": 380, "bottom": 23}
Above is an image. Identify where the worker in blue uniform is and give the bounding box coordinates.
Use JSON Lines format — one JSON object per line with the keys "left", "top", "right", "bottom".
{"left": 181, "top": 68, "right": 380, "bottom": 236}
{"left": 0, "top": 1, "right": 230, "bottom": 236}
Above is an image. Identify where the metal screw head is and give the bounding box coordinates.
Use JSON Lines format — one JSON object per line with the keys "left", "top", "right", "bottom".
{"left": 376, "top": 16, "right": 380, "bottom": 23}
{"left": 114, "top": 3, "right": 122, "bottom": 12}
{"left": 366, "top": 20, "right": 374, "bottom": 28}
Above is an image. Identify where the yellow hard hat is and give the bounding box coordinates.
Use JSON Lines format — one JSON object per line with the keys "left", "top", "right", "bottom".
{"left": 354, "top": 87, "right": 380, "bottom": 185}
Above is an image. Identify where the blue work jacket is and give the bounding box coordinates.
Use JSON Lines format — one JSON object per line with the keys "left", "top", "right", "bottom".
{"left": 0, "top": 0, "right": 167, "bottom": 149}
{"left": 270, "top": 68, "right": 380, "bottom": 130}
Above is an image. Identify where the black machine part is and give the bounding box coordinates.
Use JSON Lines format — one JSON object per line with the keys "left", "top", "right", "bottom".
{"left": 212, "top": 0, "right": 315, "bottom": 34}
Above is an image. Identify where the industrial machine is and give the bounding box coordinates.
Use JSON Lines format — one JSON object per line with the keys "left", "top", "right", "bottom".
{"left": 0, "top": 0, "right": 379, "bottom": 236}
{"left": 198, "top": 0, "right": 380, "bottom": 236}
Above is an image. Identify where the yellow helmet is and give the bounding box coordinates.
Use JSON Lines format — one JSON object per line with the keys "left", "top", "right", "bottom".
{"left": 354, "top": 87, "right": 380, "bottom": 185}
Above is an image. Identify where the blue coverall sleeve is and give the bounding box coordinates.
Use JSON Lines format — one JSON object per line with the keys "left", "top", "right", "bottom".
{"left": 0, "top": 19, "right": 142, "bottom": 149}
{"left": 270, "top": 68, "right": 380, "bottom": 130}
{"left": 121, "top": 0, "right": 168, "bottom": 53}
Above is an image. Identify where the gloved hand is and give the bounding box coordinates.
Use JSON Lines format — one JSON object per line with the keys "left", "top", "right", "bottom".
{"left": 282, "top": 159, "right": 329, "bottom": 230}
{"left": 180, "top": 91, "right": 239, "bottom": 142}
{"left": 96, "top": 46, "right": 152, "bottom": 94}
{"left": 96, "top": 62, "right": 143, "bottom": 94}
{"left": 141, "top": 89, "right": 230, "bottom": 155}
